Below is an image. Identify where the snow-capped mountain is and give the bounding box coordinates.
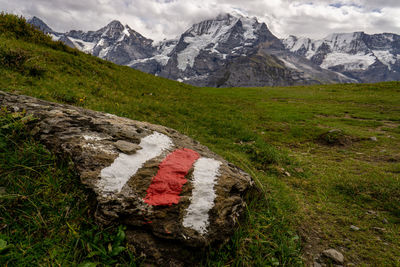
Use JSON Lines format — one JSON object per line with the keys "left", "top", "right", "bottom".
{"left": 130, "top": 13, "right": 283, "bottom": 83}
{"left": 29, "top": 17, "right": 154, "bottom": 65}
{"left": 29, "top": 15, "right": 380, "bottom": 86}
{"left": 64, "top": 20, "right": 154, "bottom": 65}
{"left": 131, "top": 13, "right": 350, "bottom": 87}
{"left": 283, "top": 32, "right": 400, "bottom": 82}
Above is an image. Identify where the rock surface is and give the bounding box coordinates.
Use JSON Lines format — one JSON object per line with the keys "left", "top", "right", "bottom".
{"left": 322, "top": 249, "right": 344, "bottom": 264}
{"left": 350, "top": 225, "right": 360, "bottom": 231}
{"left": 0, "top": 91, "right": 254, "bottom": 265}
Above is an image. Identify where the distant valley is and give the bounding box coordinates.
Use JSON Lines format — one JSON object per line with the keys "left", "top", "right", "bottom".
{"left": 28, "top": 14, "right": 400, "bottom": 87}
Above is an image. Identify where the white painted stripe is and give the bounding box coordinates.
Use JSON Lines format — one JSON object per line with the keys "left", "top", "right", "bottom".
{"left": 98, "top": 132, "right": 173, "bottom": 194}
{"left": 182, "top": 157, "right": 222, "bottom": 234}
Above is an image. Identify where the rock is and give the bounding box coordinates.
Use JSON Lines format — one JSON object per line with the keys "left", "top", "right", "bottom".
{"left": 369, "top": 136, "right": 378, "bottom": 142}
{"left": 313, "top": 262, "right": 322, "bottom": 267}
{"left": 372, "top": 227, "right": 386, "bottom": 233}
{"left": 0, "top": 90, "right": 253, "bottom": 265}
{"left": 318, "top": 129, "right": 352, "bottom": 146}
{"left": 366, "top": 210, "right": 377, "bottom": 215}
{"left": 322, "top": 249, "right": 344, "bottom": 264}
{"left": 295, "top": 167, "right": 304, "bottom": 173}
{"left": 114, "top": 140, "right": 142, "bottom": 154}
{"left": 350, "top": 225, "right": 360, "bottom": 231}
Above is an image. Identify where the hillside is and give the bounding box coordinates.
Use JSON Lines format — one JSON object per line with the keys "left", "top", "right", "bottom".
{"left": 1, "top": 14, "right": 400, "bottom": 266}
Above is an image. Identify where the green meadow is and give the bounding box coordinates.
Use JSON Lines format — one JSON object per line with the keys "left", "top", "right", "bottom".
{"left": 1, "top": 14, "right": 399, "bottom": 266}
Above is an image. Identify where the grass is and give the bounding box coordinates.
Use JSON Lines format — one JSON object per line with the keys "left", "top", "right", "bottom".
{"left": 0, "top": 14, "right": 400, "bottom": 266}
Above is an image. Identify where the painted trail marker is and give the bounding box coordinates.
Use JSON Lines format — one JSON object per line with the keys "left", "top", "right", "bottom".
{"left": 98, "top": 132, "right": 173, "bottom": 194}
{"left": 144, "top": 148, "right": 200, "bottom": 206}
{"left": 183, "top": 157, "right": 222, "bottom": 234}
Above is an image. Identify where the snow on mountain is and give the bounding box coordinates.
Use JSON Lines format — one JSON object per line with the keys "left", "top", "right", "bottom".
{"left": 372, "top": 50, "right": 397, "bottom": 70}
{"left": 320, "top": 52, "right": 376, "bottom": 71}
{"left": 128, "top": 39, "right": 178, "bottom": 67}
{"left": 68, "top": 36, "right": 97, "bottom": 54}
{"left": 283, "top": 32, "right": 400, "bottom": 82}
{"left": 177, "top": 14, "right": 261, "bottom": 71}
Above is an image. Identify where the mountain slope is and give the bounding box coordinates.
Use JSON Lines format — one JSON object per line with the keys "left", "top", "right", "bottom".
{"left": 283, "top": 32, "right": 400, "bottom": 83}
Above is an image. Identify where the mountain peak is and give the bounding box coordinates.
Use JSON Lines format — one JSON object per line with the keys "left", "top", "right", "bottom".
{"left": 215, "top": 12, "right": 258, "bottom": 22}
{"left": 27, "top": 16, "right": 54, "bottom": 33}
{"left": 106, "top": 20, "right": 124, "bottom": 29}
{"left": 215, "top": 13, "right": 235, "bottom": 21}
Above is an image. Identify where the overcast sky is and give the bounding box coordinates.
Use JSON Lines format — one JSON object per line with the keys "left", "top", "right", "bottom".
{"left": 1, "top": 0, "right": 399, "bottom": 41}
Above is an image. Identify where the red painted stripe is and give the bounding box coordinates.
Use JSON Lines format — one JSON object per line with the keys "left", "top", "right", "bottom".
{"left": 144, "top": 148, "right": 200, "bottom": 206}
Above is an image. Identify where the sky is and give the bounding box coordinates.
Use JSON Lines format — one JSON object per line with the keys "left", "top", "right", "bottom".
{"left": 1, "top": 0, "right": 400, "bottom": 41}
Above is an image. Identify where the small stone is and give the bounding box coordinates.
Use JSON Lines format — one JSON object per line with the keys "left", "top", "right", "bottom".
{"left": 369, "top": 136, "right": 378, "bottom": 142}
{"left": 322, "top": 249, "right": 344, "bottom": 264}
{"left": 372, "top": 227, "right": 386, "bottom": 233}
{"left": 114, "top": 140, "right": 142, "bottom": 154}
{"left": 30, "top": 126, "right": 41, "bottom": 136}
{"left": 12, "top": 106, "right": 20, "bottom": 112}
{"left": 366, "top": 210, "right": 377, "bottom": 215}
{"left": 382, "top": 218, "right": 388, "bottom": 224}
{"left": 295, "top": 167, "right": 304, "bottom": 173}
{"left": 284, "top": 171, "right": 291, "bottom": 177}
{"left": 350, "top": 225, "right": 360, "bottom": 231}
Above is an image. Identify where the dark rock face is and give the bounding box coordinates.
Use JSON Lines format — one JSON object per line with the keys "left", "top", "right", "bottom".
{"left": 0, "top": 91, "right": 253, "bottom": 265}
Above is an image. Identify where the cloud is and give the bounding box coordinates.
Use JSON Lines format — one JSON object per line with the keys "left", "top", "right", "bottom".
{"left": 0, "top": 0, "right": 399, "bottom": 41}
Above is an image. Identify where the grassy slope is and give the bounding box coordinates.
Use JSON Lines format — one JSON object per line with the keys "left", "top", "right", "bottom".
{"left": 1, "top": 14, "right": 399, "bottom": 266}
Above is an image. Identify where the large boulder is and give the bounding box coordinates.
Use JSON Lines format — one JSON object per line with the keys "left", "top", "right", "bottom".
{"left": 0, "top": 91, "right": 254, "bottom": 265}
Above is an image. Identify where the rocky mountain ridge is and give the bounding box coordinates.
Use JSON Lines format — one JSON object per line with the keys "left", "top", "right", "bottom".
{"left": 28, "top": 14, "right": 399, "bottom": 86}
{"left": 283, "top": 32, "right": 400, "bottom": 83}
